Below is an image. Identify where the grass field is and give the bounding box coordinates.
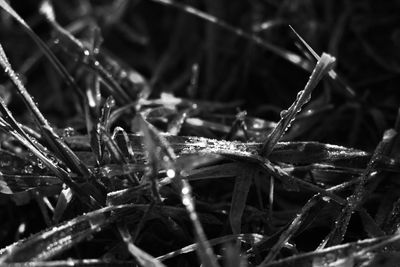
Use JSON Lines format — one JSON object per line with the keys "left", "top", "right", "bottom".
{"left": 0, "top": 0, "right": 400, "bottom": 266}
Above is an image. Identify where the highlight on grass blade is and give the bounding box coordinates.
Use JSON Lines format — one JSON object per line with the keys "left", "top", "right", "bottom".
{"left": 260, "top": 52, "right": 336, "bottom": 157}
{"left": 0, "top": 204, "right": 139, "bottom": 263}
{"left": 289, "top": 25, "right": 356, "bottom": 98}
{"left": 0, "top": 43, "right": 91, "bottom": 178}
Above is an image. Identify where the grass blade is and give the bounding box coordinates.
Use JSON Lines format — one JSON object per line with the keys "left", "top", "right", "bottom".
{"left": 0, "top": 43, "right": 91, "bottom": 178}
{"left": 0, "top": 204, "right": 139, "bottom": 262}
{"left": 319, "top": 129, "right": 396, "bottom": 249}
{"left": 260, "top": 53, "right": 336, "bottom": 157}
{"left": 0, "top": 0, "right": 82, "bottom": 97}
{"left": 118, "top": 223, "right": 166, "bottom": 267}
{"left": 177, "top": 178, "right": 220, "bottom": 267}
{"left": 230, "top": 163, "right": 254, "bottom": 235}
{"left": 289, "top": 25, "right": 356, "bottom": 98}
{"left": 148, "top": 0, "right": 312, "bottom": 72}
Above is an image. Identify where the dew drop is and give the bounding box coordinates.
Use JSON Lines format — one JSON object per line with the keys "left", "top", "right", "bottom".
{"left": 280, "top": 109, "right": 289, "bottom": 118}
{"left": 37, "top": 159, "right": 45, "bottom": 169}
{"left": 23, "top": 165, "right": 34, "bottom": 174}
{"left": 62, "top": 127, "right": 75, "bottom": 138}
{"left": 166, "top": 169, "right": 176, "bottom": 178}
{"left": 296, "top": 90, "right": 304, "bottom": 99}
{"left": 322, "top": 196, "right": 331, "bottom": 202}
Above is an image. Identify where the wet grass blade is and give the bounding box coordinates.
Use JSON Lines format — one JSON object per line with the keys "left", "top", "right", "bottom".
{"left": 0, "top": 173, "right": 60, "bottom": 194}
{"left": 319, "top": 129, "right": 396, "bottom": 249}
{"left": 270, "top": 142, "right": 369, "bottom": 164}
{"left": 158, "top": 233, "right": 265, "bottom": 261}
{"left": 289, "top": 25, "right": 356, "bottom": 98}
{"left": 3, "top": 259, "right": 137, "bottom": 267}
{"left": 260, "top": 53, "right": 336, "bottom": 157}
{"left": 0, "top": 43, "right": 91, "bottom": 178}
{"left": 0, "top": 204, "right": 140, "bottom": 262}
{"left": 0, "top": 117, "right": 101, "bottom": 209}
{"left": 257, "top": 236, "right": 394, "bottom": 267}
{"left": 137, "top": 114, "right": 220, "bottom": 266}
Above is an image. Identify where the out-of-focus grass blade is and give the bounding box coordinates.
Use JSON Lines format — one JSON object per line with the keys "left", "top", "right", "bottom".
{"left": 0, "top": 173, "right": 60, "bottom": 194}
{"left": 223, "top": 243, "right": 248, "bottom": 267}
{"left": 158, "top": 233, "right": 265, "bottom": 261}
{"left": 260, "top": 53, "right": 336, "bottom": 157}
{"left": 118, "top": 223, "right": 166, "bottom": 267}
{"left": 52, "top": 187, "right": 73, "bottom": 223}
{"left": 0, "top": 204, "right": 139, "bottom": 262}
{"left": 148, "top": 0, "right": 312, "bottom": 72}
{"left": 230, "top": 163, "right": 255, "bottom": 235}
{"left": 183, "top": 162, "right": 243, "bottom": 181}
{"left": 0, "top": 0, "right": 82, "bottom": 96}
{"left": 360, "top": 252, "right": 400, "bottom": 267}
{"left": 39, "top": 2, "right": 133, "bottom": 105}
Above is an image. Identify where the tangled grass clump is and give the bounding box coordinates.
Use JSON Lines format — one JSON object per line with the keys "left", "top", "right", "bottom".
{"left": 0, "top": 1, "right": 399, "bottom": 266}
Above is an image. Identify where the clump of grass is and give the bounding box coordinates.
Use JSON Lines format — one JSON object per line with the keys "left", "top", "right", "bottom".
{"left": 0, "top": 1, "right": 399, "bottom": 267}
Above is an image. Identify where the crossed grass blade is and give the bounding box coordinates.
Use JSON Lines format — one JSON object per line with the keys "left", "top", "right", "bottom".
{"left": 39, "top": 1, "right": 137, "bottom": 105}
{"left": 318, "top": 129, "right": 397, "bottom": 249}
{"left": 0, "top": 204, "right": 142, "bottom": 263}
{"left": 258, "top": 235, "right": 397, "bottom": 267}
{"left": 0, "top": 118, "right": 100, "bottom": 209}
{"left": 117, "top": 223, "right": 166, "bottom": 267}
{"left": 137, "top": 113, "right": 220, "bottom": 267}
{"left": 260, "top": 53, "right": 336, "bottom": 157}
{"left": 0, "top": 43, "right": 91, "bottom": 179}
{"left": 289, "top": 25, "right": 356, "bottom": 98}
{"left": 158, "top": 233, "right": 265, "bottom": 261}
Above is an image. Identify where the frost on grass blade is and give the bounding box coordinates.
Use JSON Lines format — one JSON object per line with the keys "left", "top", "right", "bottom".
{"left": 260, "top": 53, "right": 336, "bottom": 157}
